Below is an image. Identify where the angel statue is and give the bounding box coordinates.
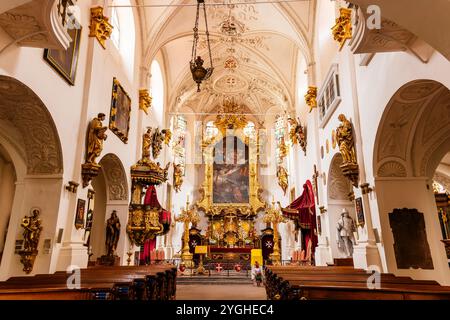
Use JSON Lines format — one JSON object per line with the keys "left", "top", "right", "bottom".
{"left": 173, "top": 163, "right": 184, "bottom": 192}
{"left": 336, "top": 209, "right": 356, "bottom": 257}
{"left": 86, "top": 113, "right": 108, "bottom": 164}
{"left": 336, "top": 114, "right": 357, "bottom": 165}
{"left": 288, "top": 117, "right": 307, "bottom": 155}
{"left": 277, "top": 165, "right": 289, "bottom": 195}
{"left": 162, "top": 129, "right": 172, "bottom": 145}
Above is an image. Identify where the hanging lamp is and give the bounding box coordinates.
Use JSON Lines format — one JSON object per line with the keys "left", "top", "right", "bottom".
{"left": 190, "top": 0, "right": 214, "bottom": 92}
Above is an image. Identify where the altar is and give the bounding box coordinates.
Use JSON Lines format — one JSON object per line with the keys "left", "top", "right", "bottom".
{"left": 208, "top": 247, "right": 252, "bottom": 262}
{"left": 191, "top": 101, "right": 267, "bottom": 269}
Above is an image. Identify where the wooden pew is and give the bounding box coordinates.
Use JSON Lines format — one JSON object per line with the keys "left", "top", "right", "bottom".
{"left": 0, "top": 265, "right": 176, "bottom": 300}
{"left": 264, "top": 265, "right": 450, "bottom": 300}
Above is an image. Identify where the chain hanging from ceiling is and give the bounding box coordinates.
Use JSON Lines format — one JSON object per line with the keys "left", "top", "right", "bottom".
{"left": 190, "top": 0, "right": 214, "bottom": 92}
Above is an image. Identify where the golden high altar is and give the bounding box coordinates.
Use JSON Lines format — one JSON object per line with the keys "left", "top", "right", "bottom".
{"left": 196, "top": 100, "right": 266, "bottom": 254}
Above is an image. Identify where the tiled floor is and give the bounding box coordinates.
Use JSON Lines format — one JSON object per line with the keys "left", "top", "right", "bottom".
{"left": 176, "top": 284, "right": 267, "bottom": 300}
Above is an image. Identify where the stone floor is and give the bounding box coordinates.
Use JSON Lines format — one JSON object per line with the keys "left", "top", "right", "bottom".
{"left": 176, "top": 284, "right": 267, "bottom": 300}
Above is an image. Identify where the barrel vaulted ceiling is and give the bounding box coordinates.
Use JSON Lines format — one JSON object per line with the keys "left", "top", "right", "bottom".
{"left": 135, "top": 0, "right": 317, "bottom": 118}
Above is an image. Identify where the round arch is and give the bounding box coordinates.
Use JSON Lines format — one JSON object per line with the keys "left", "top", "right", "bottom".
{"left": 325, "top": 152, "right": 356, "bottom": 260}
{"left": 0, "top": 75, "right": 63, "bottom": 175}
{"left": 373, "top": 79, "right": 450, "bottom": 285}
{"left": 0, "top": 76, "right": 64, "bottom": 279}
{"left": 90, "top": 153, "right": 129, "bottom": 264}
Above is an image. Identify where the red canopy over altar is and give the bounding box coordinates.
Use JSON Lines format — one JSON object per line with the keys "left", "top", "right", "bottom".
{"left": 282, "top": 180, "right": 318, "bottom": 258}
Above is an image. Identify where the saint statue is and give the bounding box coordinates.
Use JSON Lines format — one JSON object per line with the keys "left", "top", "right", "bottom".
{"left": 336, "top": 114, "right": 357, "bottom": 165}
{"left": 336, "top": 209, "right": 356, "bottom": 257}
{"left": 105, "top": 210, "right": 121, "bottom": 256}
{"left": 86, "top": 113, "right": 108, "bottom": 164}
{"left": 142, "top": 127, "right": 152, "bottom": 161}
{"left": 21, "top": 209, "right": 43, "bottom": 252}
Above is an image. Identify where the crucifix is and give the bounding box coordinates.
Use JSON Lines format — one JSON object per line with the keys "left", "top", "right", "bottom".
{"left": 312, "top": 165, "right": 319, "bottom": 205}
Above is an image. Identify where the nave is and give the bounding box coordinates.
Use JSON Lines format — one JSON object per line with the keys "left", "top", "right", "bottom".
{"left": 0, "top": 0, "right": 450, "bottom": 302}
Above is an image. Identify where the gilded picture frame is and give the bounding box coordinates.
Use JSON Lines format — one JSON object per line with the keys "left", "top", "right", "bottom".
{"left": 75, "top": 198, "right": 86, "bottom": 230}
{"left": 355, "top": 197, "right": 365, "bottom": 228}
{"left": 109, "top": 78, "right": 131, "bottom": 143}
{"left": 43, "top": 26, "right": 82, "bottom": 86}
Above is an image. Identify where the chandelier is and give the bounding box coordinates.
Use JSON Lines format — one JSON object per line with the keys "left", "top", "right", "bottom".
{"left": 190, "top": 0, "right": 214, "bottom": 92}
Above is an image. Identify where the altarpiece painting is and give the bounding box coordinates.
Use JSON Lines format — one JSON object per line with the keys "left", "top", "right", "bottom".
{"left": 213, "top": 137, "right": 249, "bottom": 204}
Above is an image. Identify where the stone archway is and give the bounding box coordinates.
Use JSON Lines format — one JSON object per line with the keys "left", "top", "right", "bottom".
{"left": 325, "top": 153, "right": 356, "bottom": 261}
{"left": 374, "top": 79, "right": 450, "bottom": 285}
{"left": 90, "top": 153, "right": 129, "bottom": 265}
{"left": 0, "top": 76, "right": 63, "bottom": 175}
{"left": 0, "top": 75, "right": 64, "bottom": 279}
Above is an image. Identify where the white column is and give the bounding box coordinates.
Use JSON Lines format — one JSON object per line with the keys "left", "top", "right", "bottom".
{"left": 347, "top": 49, "right": 382, "bottom": 271}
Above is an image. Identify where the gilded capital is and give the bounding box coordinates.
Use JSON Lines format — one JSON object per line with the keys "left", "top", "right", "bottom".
{"left": 139, "top": 89, "right": 152, "bottom": 115}
{"left": 89, "top": 6, "right": 113, "bottom": 49}
{"left": 305, "top": 86, "right": 317, "bottom": 112}
{"left": 332, "top": 8, "right": 352, "bottom": 50}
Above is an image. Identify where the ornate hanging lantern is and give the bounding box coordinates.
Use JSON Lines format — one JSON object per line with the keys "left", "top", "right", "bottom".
{"left": 190, "top": 0, "right": 214, "bottom": 92}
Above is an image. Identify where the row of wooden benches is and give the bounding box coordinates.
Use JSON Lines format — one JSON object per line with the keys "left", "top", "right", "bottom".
{"left": 264, "top": 265, "right": 450, "bottom": 300}
{"left": 0, "top": 265, "right": 177, "bottom": 300}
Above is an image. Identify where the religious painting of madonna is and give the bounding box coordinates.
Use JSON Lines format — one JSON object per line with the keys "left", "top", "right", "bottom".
{"left": 109, "top": 78, "right": 131, "bottom": 143}
{"left": 213, "top": 137, "right": 250, "bottom": 204}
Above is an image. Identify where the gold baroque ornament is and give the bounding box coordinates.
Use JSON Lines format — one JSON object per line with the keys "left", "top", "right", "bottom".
{"left": 305, "top": 86, "right": 318, "bottom": 112}
{"left": 332, "top": 8, "right": 352, "bottom": 50}
{"left": 19, "top": 208, "right": 43, "bottom": 274}
{"left": 277, "top": 165, "right": 289, "bottom": 195}
{"left": 139, "top": 89, "right": 152, "bottom": 115}
{"left": 175, "top": 198, "right": 199, "bottom": 267}
{"left": 89, "top": 6, "right": 113, "bottom": 49}
{"left": 288, "top": 117, "right": 307, "bottom": 155}
{"left": 213, "top": 99, "right": 248, "bottom": 135}
{"left": 82, "top": 113, "right": 108, "bottom": 188}
{"left": 127, "top": 128, "right": 172, "bottom": 245}
{"left": 336, "top": 114, "right": 359, "bottom": 187}
{"left": 173, "top": 163, "right": 183, "bottom": 193}
{"left": 151, "top": 128, "right": 172, "bottom": 159}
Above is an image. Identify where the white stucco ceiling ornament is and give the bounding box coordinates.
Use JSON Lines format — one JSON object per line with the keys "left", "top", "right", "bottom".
{"left": 213, "top": 74, "right": 248, "bottom": 94}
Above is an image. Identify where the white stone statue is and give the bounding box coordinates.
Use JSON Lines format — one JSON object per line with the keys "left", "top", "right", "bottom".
{"left": 336, "top": 208, "right": 356, "bottom": 257}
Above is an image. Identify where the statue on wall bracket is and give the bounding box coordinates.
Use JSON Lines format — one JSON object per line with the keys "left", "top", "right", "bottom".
{"left": 277, "top": 165, "right": 289, "bottom": 196}
{"left": 19, "top": 208, "right": 43, "bottom": 274}
{"left": 336, "top": 114, "right": 359, "bottom": 187}
{"left": 288, "top": 117, "right": 307, "bottom": 155}
{"left": 81, "top": 113, "right": 108, "bottom": 188}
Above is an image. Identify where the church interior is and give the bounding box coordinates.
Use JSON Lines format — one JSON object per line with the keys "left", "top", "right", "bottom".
{"left": 0, "top": 0, "right": 449, "bottom": 301}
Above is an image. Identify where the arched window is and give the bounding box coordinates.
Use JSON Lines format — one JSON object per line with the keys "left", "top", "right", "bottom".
{"left": 150, "top": 60, "right": 164, "bottom": 123}
{"left": 205, "top": 121, "right": 218, "bottom": 139}
{"left": 171, "top": 115, "right": 187, "bottom": 175}
{"left": 111, "top": 0, "right": 135, "bottom": 78}
{"left": 110, "top": 6, "right": 120, "bottom": 48}
{"left": 243, "top": 121, "right": 255, "bottom": 138}
{"left": 275, "top": 115, "right": 288, "bottom": 165}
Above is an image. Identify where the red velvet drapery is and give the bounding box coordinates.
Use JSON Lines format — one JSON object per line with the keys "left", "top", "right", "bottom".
{"left": 282, "top": 180, "right": 318, "bottom": 256}
{"left": 140, "top": 186, "right": 171, "bottom": 264}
